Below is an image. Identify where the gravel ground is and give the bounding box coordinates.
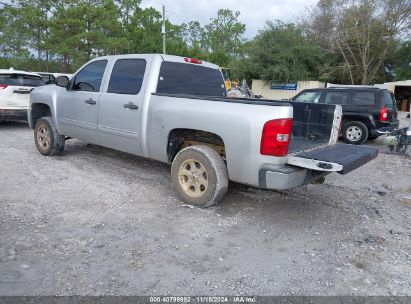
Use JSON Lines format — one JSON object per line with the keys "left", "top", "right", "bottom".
{"left": 0, "top": 115, "right": 410, "bottom": 296}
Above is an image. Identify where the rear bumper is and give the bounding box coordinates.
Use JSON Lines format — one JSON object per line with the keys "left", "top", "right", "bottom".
{"left": 371, "top": 120, "right": 400, "bottom": 137}
{"left": 0, "top": 109, "right": 28, "bottom": 121}
{"left": 259, "top": 166, "right": 330, "bottom": 190}
{"left": 259, "top": 144, "right": 379, "bottom": 190}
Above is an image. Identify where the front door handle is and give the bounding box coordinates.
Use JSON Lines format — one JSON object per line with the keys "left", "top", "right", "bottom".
{"left": 123, "top": 102, "right": 139, "bottom": 110}
{"left": 85, "top": 98, "right": 97, "bottom": 105}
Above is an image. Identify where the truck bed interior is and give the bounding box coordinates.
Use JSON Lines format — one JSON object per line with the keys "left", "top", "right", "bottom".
{"left": 288, "top": 102, "right": 337, "bottom": 153}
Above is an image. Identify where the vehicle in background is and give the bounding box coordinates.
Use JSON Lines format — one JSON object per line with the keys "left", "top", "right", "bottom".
{"left": 221, "top": 67, "right": 238, "bottom": 91}
{"left": 380, "top": 110, "right": 411, "bottom": 153}
{"left": 292, "top": 87, "right": 399, "bottom": 145}
{"left": 35, "top": 72, "right": 73, "bottom": 85}
{"left": 0, "top": 68, "right": 45, "bottom": 122}
{"left": 28, "top": 54, "right": 378, "bottom": 207}
{"left": 227, "top": 79, "right": 261, "bottom": 99}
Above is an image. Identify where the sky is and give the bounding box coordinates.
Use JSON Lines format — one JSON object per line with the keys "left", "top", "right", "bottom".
{"left": 141, "top": 0, "right": 319, "bottom": 38}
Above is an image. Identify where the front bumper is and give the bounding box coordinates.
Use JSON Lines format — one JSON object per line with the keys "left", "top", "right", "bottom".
{"left": 0, "top": 109, "right": 28, "bottom": 122}
{"left": 259, "top": 166, "right": 330, "bottom": 190}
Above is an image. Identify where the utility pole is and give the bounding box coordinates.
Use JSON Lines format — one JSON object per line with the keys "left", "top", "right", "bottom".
{"left": 162, "top": 4, "right": 166, "bottom": 54}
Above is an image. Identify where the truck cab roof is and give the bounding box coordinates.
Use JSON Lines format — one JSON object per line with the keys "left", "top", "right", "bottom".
{"left": 87, "top": 54, "right": 220, "bottom": 70}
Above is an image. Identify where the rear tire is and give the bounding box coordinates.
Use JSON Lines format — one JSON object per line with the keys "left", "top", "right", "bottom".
{"left": 34, "top": 117, "right": 65, "bottom": 156}
{"left": 342, "top": 121, "right": 369, "bottom": 145}
{"left": 171, "top": 145, "right": 228, "bottom": 208}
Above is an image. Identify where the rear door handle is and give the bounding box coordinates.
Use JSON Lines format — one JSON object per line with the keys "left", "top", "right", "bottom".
{"left": 85, "top": 98, "right": 97, "bottom": 105}
{"left": 123, "top": 102, "right": 139, "bottom": 110}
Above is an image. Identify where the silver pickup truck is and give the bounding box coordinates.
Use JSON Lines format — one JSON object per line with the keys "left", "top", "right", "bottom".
{"left": 28, "top": 54, "right": 378, "bottom": 207}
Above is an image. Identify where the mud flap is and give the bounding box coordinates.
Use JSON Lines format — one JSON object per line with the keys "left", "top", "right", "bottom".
{"left": 287, "top": 144, "right": 378, "bottom": 175}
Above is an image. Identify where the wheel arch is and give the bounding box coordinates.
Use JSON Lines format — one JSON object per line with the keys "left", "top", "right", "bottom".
{"left": 30, "top": 103, "right": 52, "bottom": 129}
{"left": 167, "top": 128, "right": 226, "bottom": 163}
{"left": 342, "top": 113, "right": 374, "bottom": 131}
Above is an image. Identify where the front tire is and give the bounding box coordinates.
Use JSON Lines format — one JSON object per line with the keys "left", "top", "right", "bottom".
{"left": 34, "top": 117, "right": 65, "bottom": 156}
{"left": 342, "top": 121, "right": 369, "bottom": 145}
{"left": 171, "top": 145, "right": 228, "bottom": 208}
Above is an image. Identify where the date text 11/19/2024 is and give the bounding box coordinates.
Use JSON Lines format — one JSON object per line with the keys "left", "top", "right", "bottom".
{"left": 149, "top": 296, "right": 257, "bottom": 303}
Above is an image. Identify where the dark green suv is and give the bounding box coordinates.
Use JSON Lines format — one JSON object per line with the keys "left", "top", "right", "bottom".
{"left": 292, "top": 87, "right": 399, "bottom": 145}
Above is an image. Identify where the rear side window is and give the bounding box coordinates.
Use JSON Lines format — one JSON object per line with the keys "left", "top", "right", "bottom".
{"left": 156, "top": 62, "right": 226, "bottom": 97}
{"left": 294, "top": 91, "right": 321, "bottom": 103}
{"left": 383, "top": 90, "right": 395, "bottom": 109}
{"left": 72, "top": 60, "right": 107, "bottom": 92}
{"left": 352, "top": 91, "right": 376, "bottom": 106}
{"left": 324, "top": 91, "right": 349, "bottom": 105}
{"left": 0, "top": 74, "right": 45, "bottom": 87}
{"left": 107, "top": 59, "right": 146, "bottom": 94}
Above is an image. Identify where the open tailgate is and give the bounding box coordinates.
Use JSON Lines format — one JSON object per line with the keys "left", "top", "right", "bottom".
{"left": 287, "top": 144, "right": 378, "bottom": 174}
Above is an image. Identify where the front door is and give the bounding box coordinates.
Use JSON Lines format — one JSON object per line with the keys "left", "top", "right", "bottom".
{"left": 98, "top": 57, "right": 149, "bottom": 155}
{"left": 58, "top": 60, "right": 108, "bottom": 144}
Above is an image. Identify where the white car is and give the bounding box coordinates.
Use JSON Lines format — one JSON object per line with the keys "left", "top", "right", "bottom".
{"left": 0, "top": 68, "right": 45, "bottom": 122}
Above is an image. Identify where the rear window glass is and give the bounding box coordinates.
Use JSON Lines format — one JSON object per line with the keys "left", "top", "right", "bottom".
{"left": 108, "top": 59, "right": 146, "bottom": 94}
{"left": 294, "top": 91, "right": 321, "bottom": 103}
{"left": 324, "top": 92, "right": 349, "bottom": 105}
{"left": 156, "top": 62, "right": 226, "bottom": 97}
{"left": 0, "top": 74, "right": 45, "bottom": 87}
{"left": 383, "top": 90, "right": 395, "bottom": 110}
{"left": 352, "top": 91, "right": 376, "bottom": 106}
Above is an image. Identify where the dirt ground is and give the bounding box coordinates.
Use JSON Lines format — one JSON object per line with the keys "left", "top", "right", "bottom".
{"left": 0, "top": 115, "right": 410, "bottom": 296}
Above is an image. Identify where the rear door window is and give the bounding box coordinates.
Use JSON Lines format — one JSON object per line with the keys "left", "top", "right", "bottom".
{"left": 107, "top": 59, "right": 146, "bottom": 95}
{"left": 0, "top": 74, "right": 45, "bottom": 87}
{"left": 72, "top": 60, "right": 107, "bottom": 92}
{"left": 352, "top": 91, "right": 376, "bottom": 106}
{"left": 324, "top": 91, "right": 349, "bottom": 105}
{"left": 294, "top": 91, "right": 322, "bottom": 103}
{"left": 156, "top": 61, "right": 226, "bottom": 97}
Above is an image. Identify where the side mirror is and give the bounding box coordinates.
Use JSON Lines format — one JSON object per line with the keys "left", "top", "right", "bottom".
{"left": 56, "top": 76, "right": 69, "bottom": 88}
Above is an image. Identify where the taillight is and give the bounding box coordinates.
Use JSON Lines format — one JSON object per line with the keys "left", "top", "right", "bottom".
{"left": 260, "top": 118, "right": 293, "bottom": 157}
{"left": 380, "top": 107, "right": 389, "bottom": 122}
{"left": 184, "top": 57, "right": 202, "bottom": 64}
{"left": 0, "top": 84, "right": 8, "bottom": 90}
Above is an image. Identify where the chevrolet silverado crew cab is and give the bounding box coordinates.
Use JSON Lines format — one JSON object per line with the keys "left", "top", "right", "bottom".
{"left": 28, "top": 54, "right": 378, "bottom": 207}
{"left": 292, "top": 87, "right": 399, "bottom": 145}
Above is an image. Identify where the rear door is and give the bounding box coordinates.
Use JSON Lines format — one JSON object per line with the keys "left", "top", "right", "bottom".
{"left": 98, "top": 57, "right": 149, "bottom": 155}
{"left": 58, "top": 59, "right": 108, "bottom": 144}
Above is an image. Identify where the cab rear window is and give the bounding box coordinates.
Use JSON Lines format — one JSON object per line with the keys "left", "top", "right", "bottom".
{"left": 0, "top": 74, "right": 45, "bottom": 87}
{"left": 156, "top": 62, "right": 226, "bottom": 97}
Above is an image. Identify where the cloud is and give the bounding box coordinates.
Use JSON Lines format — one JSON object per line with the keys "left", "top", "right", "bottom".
{"left": 141, "top": 0, "right": 318, "bottom": 38}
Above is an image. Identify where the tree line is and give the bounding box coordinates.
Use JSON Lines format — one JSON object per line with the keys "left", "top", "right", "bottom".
{"left": 0, "top": 0, "right": 410, "bottom": 85}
